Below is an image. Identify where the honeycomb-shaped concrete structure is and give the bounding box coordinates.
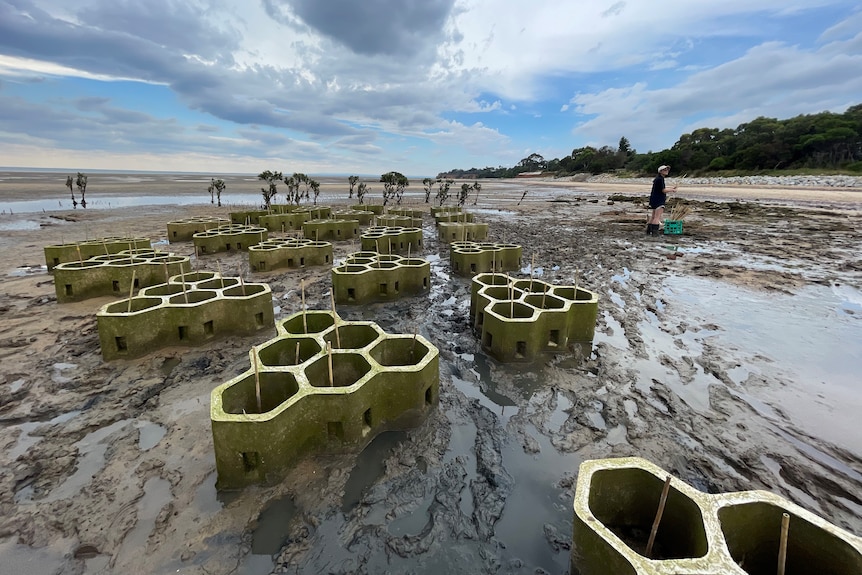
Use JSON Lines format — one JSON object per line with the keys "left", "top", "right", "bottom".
{"left": 193, "top": 224, "right": 268, "bottom": 255}
{"left": 229, "top": 209, "right": 269, "bottom": 225}
{"left": 450, "top": 241, "right": 522, "bottom": 276}
{"left": 350, "top": 204, "right": 384, "bottom": 214}
{"left": 572, "top": 457, "right": 862, "bottom": 575}
{"left": 377, "top": 214, "right": 423, "bottom": 228}
{"left": 430, "top": 206, "right": 462, "bottom": 216}
{"left": 387, "top": 208, "right": 425, "bottom": 219}
{"left": 248, "top": 238, "right": 333, "bottom": 272}
{"left": 210, "top": 309, "right": 439, "bottom": 488}
{"left": 469, "top": 273, "right": 598, "bottom": 362}
{"left": 332, "top": 208, "right": 375, "bottom": 225}
{"left": 53, "top": 249, "right": 191, "bottom": 303}
{"left": 332, "top": 252, "right": 430, "bottom": 305}
{"left": 258, "top": 206, "right": 334, "bottom": 232}
{"left": 96, "top": 271, "right": 274, "bottom": 361}
{"left": 302, "top": 218, "right": 361, "bottom": 242}
{"left": 167, "top": 217, "right": 231, "bottom": 242}
{"left": 437, "top": 221, "right": 489, "bottom": 243}
{"left": 434, "top": 211, "right": 475, "bottom": 224}
{"left": 44, "top": 236, "right": 152, "bottom": 271}
{"left": 360, "top": 226, "right": 423, "bottom": 255}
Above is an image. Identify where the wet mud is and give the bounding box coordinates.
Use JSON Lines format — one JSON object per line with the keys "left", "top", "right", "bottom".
{"left": 0, "top": 184, "right": 860, "bottom": 574}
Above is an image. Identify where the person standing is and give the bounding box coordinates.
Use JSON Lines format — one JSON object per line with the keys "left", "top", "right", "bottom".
{"left": 646, "top": 165, "right": 676, "bottom": 235}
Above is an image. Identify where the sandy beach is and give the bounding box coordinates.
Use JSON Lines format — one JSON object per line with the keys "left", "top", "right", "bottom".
{"left": 0, "top": 172, "right": 860, "bottom": 574}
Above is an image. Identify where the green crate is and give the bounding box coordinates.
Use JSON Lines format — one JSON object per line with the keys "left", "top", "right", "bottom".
{"left": 663, "top": 220, "right": 683, "bottom": 235}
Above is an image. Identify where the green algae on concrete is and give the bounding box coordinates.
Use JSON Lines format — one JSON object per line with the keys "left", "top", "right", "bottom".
{"left": 192, "top": 224, "right": 268, "bottom": 256}
{"left": 166, "top": 217, "right": 231, "bottom": 243}
{"left": 450, "top": 241, "right": 522, "bottom": 276}
{"left": 53, "top": 249, "right": 191, "bottom": 303}
{"left": 434, "top": 212, "right": 475, "bottom": 224}
{"left": 248, "top": 238, "right": 333, "bottom": 272}
{"left": 571, "top": 457, "right": 862, "bottom": 575}
{"left": 377, "top": 214, "right": 423, "bottom": 228}
{"left": 350, "top": 204, "right": 384, "bottom": 214}
{"left": 387, "top": 208, "right": 425, "bottom": 219}
{"left": 44, "top": 236, "right": 152, "bottom": 271}
{"left": 96, "top": 272, "right": 274, "bottom": 361}
{"left": 469, "top": 273, "right": 598, "bottom": 362}
{"left": 360, "top": 226, "right": 423, "bottom": 255}
{"left": 332, "top": 208, "right": 375, "bottom": 226}
{"left": 332, "top": 252, "right": 430, "bottom": 305}
{"left": 302, "top": 218, "right": 361, "bottom": 242}
{"left": 210, "top": 309, "right": 440, "bottom": 489}
{"left": 437, "top": 221, "right": 489, "bottom": 243}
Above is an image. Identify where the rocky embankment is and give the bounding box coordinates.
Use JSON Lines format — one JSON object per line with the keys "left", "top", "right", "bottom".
{"left": 578, "top": 173, "right": 862, "bottom": 188}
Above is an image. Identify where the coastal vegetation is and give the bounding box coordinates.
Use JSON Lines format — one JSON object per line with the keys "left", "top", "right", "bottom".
{"left": 207, "top": 178, "right": 226, "bottom": 207}
{"left": 439, "top": 104, "right": 862, "bottom": 179}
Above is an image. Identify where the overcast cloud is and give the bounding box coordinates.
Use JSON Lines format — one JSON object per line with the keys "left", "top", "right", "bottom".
{"left": 0, "top": 0, "right": 859, "bottom": 175}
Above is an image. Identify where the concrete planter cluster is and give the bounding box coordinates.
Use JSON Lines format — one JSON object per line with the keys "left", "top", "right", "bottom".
{"left": 377, "top": 214, "right": 423, "bottom": 228}
{"left": 301, "top": 218, "right": 360, "bottom": 242}
{"left": 350, "top": 204, "right": 384, "bottom": 214}
{"left": 572, "top": 457, "right": 862, "bottom": 575}
{"left": 258, "top": 211, "right": 312, "bottom": 233}
{"left": 270, "top": 205, "right": 331, "bottom": 218}
{"left": 450, "top": 241, "right": 522, "bottom": 276}
{"left": 192, "top": 224, "right": 268, "bottom": 255}
{"left": 210, "top": 309, "right": 440, "bottom": 489}
{"left": 437, "top": 221, "right": 489, "bottom": 243}
{"left": 332, "top": 252, "right": 430, "bottom": 305}
{"left": 387, "top": 208, "right": 425, "bottom": 219}
{"left": 435, "top": 212, "right": 475, "bottom": 224}
{"left": 430, "top": 205, "right": 462, "bottom": 217}
{"left": 229, "top": 210, "right": 268, "bottom": 225}
{"left": 53, "top": 249, "right": 191, "bottom": 303}
{"left": 469, "top": 273, "right": 598, "bottom": 362}
{"left": 332, "top": 209, "right": 375, "bottom": 225}
{"left": 96, "top": 271, "right": 274, "bottom": 361}
{"left": 166, "top": 217, "right": 231, "bottom": 242}
{"left": 360, "top": 226, "right": 423, "bottom": 255}
{"left": 44, "top": 236, "right": 152, "bottom": 271}
{"left": 248, "top": 238, "right": 333, "bottom": 272}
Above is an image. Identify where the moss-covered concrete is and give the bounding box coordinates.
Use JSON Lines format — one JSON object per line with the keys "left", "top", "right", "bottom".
{"left": 44, "top": 237, "right": 152, "bottom": 271}
{"left": 248, "top": 238, "right": 333, "bottom": 272}
{"left": 302, "top": 218, "right": 361, "bottom": 242}
{"left": 450, "top": 241, "right": 522, "bottom": 276}
{"left": 229, "top": 210, "right": 269, "bottom": 225}
{"left": 387, "top": 208, "right": 425, "bottom": 219}
{"left": 193, "top": 224, "right": 268, "bottom": 255}
{"left": 430, "top": 206, "right": 462, "bottom": 216}
{"left": 332, "top": 252, "right": 431, "bottom": 305}
{"left": 469, "top": 273, "right": 598, "bottom": 362}
{"left": 96, "top": 272, "right": 274, "bottom": 361}
{"left": 167, "top": 217, "right": 231, "bottom": 242}
{"left": 210, "top": 309, "right": 439, "bottom": 489}
{"left": 377, "top": 214, "right": 423, "bottom": 228}
{"left": 332, "top": 209, "right": 375, "bottom": 225}
{"left": 434, "top": 212, "right": 475, "bottom": 224}
{"left": 571, "top": 457, "right": 862, "bottom": 575}
{"left": 351, "top": 204, "right": 384, "bottom": 214}
{"left": 53, "top": 249, "right": 191, "bottom": 303}
{"left": 437, "top": 222, "right": 489, "bottom": 243}
{"left": 360, "top": 226, "right": 423, "bottom": 255}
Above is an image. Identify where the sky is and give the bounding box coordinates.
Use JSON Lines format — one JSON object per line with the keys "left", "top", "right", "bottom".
{"left": 1, "top": 1, "right": 861, "bottom": 178}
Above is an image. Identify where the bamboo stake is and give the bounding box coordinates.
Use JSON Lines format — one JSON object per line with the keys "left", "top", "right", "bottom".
{"left": 330, "top": 290, "right": 341, "bottom": 348}
{"left": 76, "top": 245, "right": 83, "bottom": 266}
{"left": 645, "top": 475, "right": 672, "bottom": 558}
{"left": 407, "top": 242, "right": 411, "bottom": 261}
{"left": 127, "top": 270, "right": 137, "bottom": 313}
{"left": 239, "top": 274, "right": 246, "bottom": 296}
{"left": 295, "top": 341, "right": 301, "bottom": 364}
{"left": 507, "top": 273, "right": 513, "bottom": 318}
{"left": 326, "top": 341, "right": 334, "bottom": 386}
{"left": 777, "top": 513, "right": 790, "bottom": 575}
{"left": 530, "top": 253, "right": 535, "bottom": 292}
{"left": 102, "top": 239, "right": 110, "bottom": 256}
{"left": 253, "top": 351, "right": 262, "bottom": 413}
{"left": 163, "top": 261, "right": 169, "bottom": 283}
{"left": 574, "top": 268, "right": 580, "bottom": 298}
{"left": 180, "top": 267, "right": 189, "bottom": 303}
{"left": 217, "top": 261, "right": 225, "bottom": 289}
{"left": 301, "top": 279, "right": 307, "bottom": 333}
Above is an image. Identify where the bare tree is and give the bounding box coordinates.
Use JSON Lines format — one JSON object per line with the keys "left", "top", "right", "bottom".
{"left": 75, "top": 172, "right": 88, "bottom": 208}
{"left": 208, "top": 178, "right": 226, "bottom": 207}
{"left": 348, "top": 175, "right": 359, "bottom": 199}
{"left": 422, "top": 177, "right": 434, "bottom": 203}
{"left": 471, "top": 182, "right": 482, "bottom": 205}
{"left": 356, "top": 182, "right": 368, "bottom": 204}
{"left": 65, "top": 175, "right": 77, "bottom": 208}
{"left": 435, "top": 178, "right": 453, "bottom": 206}
{"left": 458, "top": 183, "right": 471, "bottom": 206}
{"left": 310, "top": 179, "right": 321, "bottom": 205}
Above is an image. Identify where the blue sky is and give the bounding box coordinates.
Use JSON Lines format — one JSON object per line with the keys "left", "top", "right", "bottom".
{"left": 1, "top": 0, "right": 860, "bottom": 177}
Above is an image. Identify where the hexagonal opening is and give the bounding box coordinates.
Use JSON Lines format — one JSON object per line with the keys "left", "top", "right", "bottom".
{"left": 305, "top": 352, "right": 371, "bottom": 388}
{"left": 369, "top": 337, "right": 430, "bottom": 366}
{"left": 401, "top": 258, "right": 426, "bottom": 267}
{"left": 553, "top": 286, "right": 594, "bottom": 302}
{"left": 105, "top": 297, "right": 163, "bottom": 314}
{"left": 375, "top": 261, "right": 398, "bottom": 269}
{"left": 513, "top": 279, "right": 550, "bottom": 294}
{"left": 258, "top": 337, "right": 321, "bottom": 367}
{"left": 168, "top": 290, "right": 217, "bottom": 305}
{"left": 141, "top": 283, "right": 185, "bottom": 296}
{"left": 588, "top": 467, "right": 708, "bottom": 560}
{"left": 224, "top": 284, "right": 266, "bottom": 297}
{"left": 198, "top": 278, "right": 240, "bottom": 290}
{"left": 323, "top": 323, "right": 379, "bottom": 350}
{"left": 483, "top": 285, "right": 517, "bottom": 301}
{"left": 180, "top": 271, "right": 216, "bottom": 282}
{"left": 524, "top": 293, "right": 566, "bottom": 310}
{"left": 281, "top": 311, "right": 335, "bottom": 334}
{"left": 490, "top": 301, "right": 535, "bottom": 320}
{"left": 221, "top": 371, "right": 299, "bottom": 414}
{"left": 718, "top": 501, "right": 861, "bottom": 575}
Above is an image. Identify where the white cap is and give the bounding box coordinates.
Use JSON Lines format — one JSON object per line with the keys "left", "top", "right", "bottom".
{"left": 658, "top": 165, "right": 670, "bottom": 172}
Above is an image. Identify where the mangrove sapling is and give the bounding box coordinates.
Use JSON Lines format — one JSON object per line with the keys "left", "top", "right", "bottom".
{"left": 208, "top": 178, "right": 226, "bottom": 207}
{"left": 75, "top": 172, "right": 88, "bottom": 208}
{"left": 422, "top": 178, "right": 434, "bottom": 203}
{"left": 348, "top": 175, "right": 359, "bottom": 199}
{"left": 66, "top": 176, "right": 77, "bottom": 208}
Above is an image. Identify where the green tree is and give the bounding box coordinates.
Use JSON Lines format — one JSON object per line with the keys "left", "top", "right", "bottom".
{"left": 380, "top": 171, "right": 409, "bottom": 206}
{"left": 422, "top": 177, "right": 435, "bottom": 203}
{"left": 258, "top": 170, "right": 282, "bottom": 209}
{"left": 309, "top": 179, "right": 321, "bottom": 205}
{"left": 207, "top": 178, "right": 226, "bottom": 207}
{"left": 356, "top": 182, "right": 368, "bottom": 204}
{"left": 65, "top": 175, "right": 77, "bottom": 208}
{"left": 471, "top": 182, "right": 482, "bottom": 206}
{"left": 75, "top": 172, "right": 88, "bottom": 208}
{"left": 348, "top": 175, "right": 359, "bottom": 199}
{"left": 435, "top": 179, "right": 453, "bottom": 206}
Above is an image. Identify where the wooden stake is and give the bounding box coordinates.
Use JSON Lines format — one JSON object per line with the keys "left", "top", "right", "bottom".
{"left": 507, "top": 273, "right": 513, "bottom": 318}
{"left": 530, "top": 253, "right": 535, "bottom": 292}
{"left": 574, "top": 268, "right": 580, "bottom": 298}
{"left": 127, "top": 270, "right": 136, "bottom": 313}
{"left": 330, "top": 291, "right": 341, "bottom": 348}
{"left": 326, "top": 341, "right": 334, "bottom": 386}
{"left": 239, "top": 274, "right": 246, "bottom": 296}
{"left": 253, "top": 351, "right": 262, "bottom": 413}
{"left": 301, "top": 279, "right": 307, "bottom": 333}
{"left": 216, "top": 261, "right": 225, "bottom": 289}
{"left": 76, "top": 245, "right": 84, "bottom": 266}
{"left": 102, "top": 239, "right": 110, "bottom": 256}
{"left": 163, "top": 261, "right": 169, "bottom": 283}
{"left": 180, "top": 267, "right": 189, "bottom": 303}
{"left": 295, "top": 341, "right": 301, "bottom": 364}
{"left": 645, "top": 475, "right": 672, "bottom": 558}
{"left": 777, "top": 513, "right": 790, "bottom": 575}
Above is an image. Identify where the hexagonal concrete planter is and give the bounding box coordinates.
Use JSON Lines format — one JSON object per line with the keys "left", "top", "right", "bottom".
{"left": 437, "top": 222, "right": 489, "bottom": 243}
{"left": 332, "top": 208, "right": 375, "bottom": 225}
{"left": 350, "top": 204, "right": 384, "bottom": 214}
{"left": 469, "top": 273, "right": 598, "bottom": 362}
{"left": 360, "top": 226, "right": 423, "bottom": 255}
{"left": 450, "top": 241, "right": 522, "bottom": 276}
{"left": 166, "top": 217, "right": 231, "bottom": 242}
{"left": 96, "top": 272, "right": 274, "bottom": 361}
{"left": 44, "top": 236, "right": 152, "bottom": 271}
{"left": 377, "top": 214, "right": 423, "bottom": 228}
{"left": 434, "top": 212, "right": 475, "bottom": 224}
{"left": 53, "top": 249, "right": 191, "bottom": 303}
{"left": 210, "top": 310, "right": 440, "bottom": 489}
{"left": 193, "top": 224, "right": 268, "bottom": 255}
{"left": 332, "top": 252, "right": 431, "bottom": 305}
{"left": 571, "top": 457, "right": 862, "bottom": 575}
{"left": 387, "top": 208, "right": 425, "bottom": 219}
{"left": 302, "top": 218, "right": 360, "bottom": 242}
{"left": 248, "top": 238, "right": 333, "bottom": 272}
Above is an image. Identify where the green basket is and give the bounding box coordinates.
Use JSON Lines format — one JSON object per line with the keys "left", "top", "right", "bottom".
{"left": 663, "top": 220, "right": 683, "bottom": 235}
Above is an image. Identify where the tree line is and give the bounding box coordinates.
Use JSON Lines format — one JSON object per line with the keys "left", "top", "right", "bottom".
{"left": 438, "top": 103, "right": 862, "bottom": 178}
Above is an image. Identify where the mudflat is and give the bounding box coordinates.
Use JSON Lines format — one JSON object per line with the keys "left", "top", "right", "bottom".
{"left": 0, "top": 173, "right": 860, "bottom": 574}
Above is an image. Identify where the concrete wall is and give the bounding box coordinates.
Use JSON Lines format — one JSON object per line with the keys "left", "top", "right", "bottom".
{"left": 434, "top": 212, "right": 475, "bottom": 224}
{"left": 377, "top": 215, "right": 423, "bottom": 228}
{"left": 332, "top": 209, "right": 375, "bottom": 225}
{"left": 302, "top": 218, "right": 360, "bottom": 242}
{"left": 351, "top": 204, "right": 384, "bottom": 214}
{"left": 53, "top": 249, "right": 191, "bottom": 303}
{"left": 167, "top": 217, "right": 231, "bottom": 242}
{"left": 210, "top": 309, "right": 439, "bottom": 489}
{"left": 44, "top": 237, "right": 152, "bottom": 271}
{"left": 571, "top": 457, "right": 862, "bottom": 575}
{"left": 192, "top": 224, "right": 268, "bottom": 255}
{"left": 387, "top": 208, "right": 425, "bottom": 219}
{"left": 248, "top": 239, "right": 333, "bottom": 272}
{"left": 332, "top": 252, "right": 431, "bottom": 305}
{"left": 469, "top": 273, "right": 598, "bottom": 362}
{"left": 229, "top": 210, "right": 269, "bottom": 225}
{"left": 96, "top": 272, "right": 274, "bottom": 361}
{"left": 360, "top": 226, "right": 423, "bottom": 255}
{"left": 437, "top": 222, "right": 489, "bottom": 243}
{"left": 450, "top": 241, "right": 522, "bottom": 276}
